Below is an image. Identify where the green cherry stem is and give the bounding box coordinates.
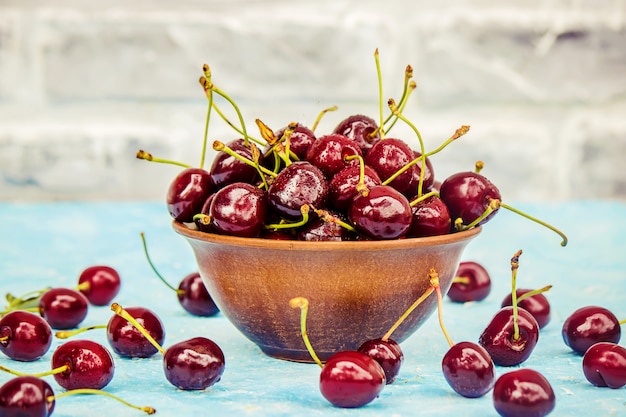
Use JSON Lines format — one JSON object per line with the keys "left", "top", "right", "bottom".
{"left": 373, "top": 48, "right": 386, "bottom": 139}
{"left": 213, "top": 140, "right": 277, "bottom": 178}
{"left": 314, "top": 209, "right": 359, "bottom": 233}
{"left": 110, "top": 303, "right": 166, "bottom": 355}
{"left": 344, "top": 154, "right": 369, "bottom": 196}
{"left": 0, "top": 363, "right": 69, "bottom": 378}
{"left": 431, "top": 269, "right": 454, "bottom": 348}
{"left": 619, "top": 319, "right": 626, "bottom": 325}
{"left": 459, "top": 199, "right": 501, "bottom": 231}
{"left": 289, "top": 297, "right": 323, "bottom": 367}
{"left": 140, "top": 232, "right": 182, "bottom": 295}
{"left": 55, "top": 325, "right": 108, "bottom": 339}
{"left": 210, "top": 101, "right": 263, "bottom": 145}
{"left": 409, "top": 190, "right": 440, "bottom": 207}
{"left": 311, "top": 105, "right": 338, "bottom": 133}
{"left": 510, "top": 250, "right": 522, "bottom": 342}
{"left": 499, "top": 202, "right": 568, "bottom": 247}
{"left": 50, "top": 389, "right": 156, "bottom": 414}
{"left": 382, "top": 281, "right": 435, "bottom": 342}
{"left": 136, "top": 150, "right": 191, "bottom": 169}
{"left": 516, "top": 285, "right": 553, "bottom": 303}
{"left": 451, "top": 276, "right": 471, "bottom": 285}
{"left": 265, "top": 205, "right": 311, "bottom": 230}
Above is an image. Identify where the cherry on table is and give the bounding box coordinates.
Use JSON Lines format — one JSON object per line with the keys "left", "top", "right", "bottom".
{"left": 561, "top": 305, "right": 621, "bottom": 355}
{"left": 447, "top": 261, "right": 491, "bottom": 303}
{"left": 106, "top": 306, "right": 166, "bottom": 358}
{"left": 442, "top": 341, "right": 495, "bottom": 398}
{"left": 76, "top": 265, "right": 121, "bottom": 306}
{"left": 38, "top": 288, "right": 89, "bottom": 330}
{"left": 493, "top": 368, "right": 555, "bottom": 417}
{"left": 357, "top": 338, "right": 404, "bottom": 384}
{"left": 51, "top": 339, "right": 115, "bottom": 390}
{"left": 582, "top": 342, "right": 626, "bottom": 389}
{"left": 0, "top": 310, "right": 52, "bottom": 362}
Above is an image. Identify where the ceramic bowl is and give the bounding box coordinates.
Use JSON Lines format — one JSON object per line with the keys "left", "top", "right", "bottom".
{"left": 173, "top": 221, "right": 481, "bottom": 362}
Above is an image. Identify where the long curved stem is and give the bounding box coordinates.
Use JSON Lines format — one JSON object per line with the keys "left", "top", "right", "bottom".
{"left": 140, "top": 232, "right": 179, "bottom": 293}
{"left": 51, "top": 389, "right": 155, "bottom": 414}
{"left": 499, "top": 202, "right": 568, "bottom": 247}
{"left": 510, "top": 250, "right": 522, "bottom": 342}
{"left": 382, "top": 284, "right": 435, "bottom": 342}
{"left": 289, "top": 297, "right": 323, "bottom": 367}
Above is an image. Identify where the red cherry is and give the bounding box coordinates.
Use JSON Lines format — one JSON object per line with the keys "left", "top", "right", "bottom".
{"left": 0, "top": 376, "right": 55, "bottom": 417}
{"left": 166, "top": 167, "right": 214, "bottom": 223}
{"left": 561, "top": 305, "right": 621, "bottom": 355}
{"left": 406, "top": 194, "right": 451, "bottom": 238}
{"left": 493, "top": 369, "right": 555, "bottom": 417}
{"left": 357, "top": 338, "right": 404, "bottom": 384}
{"left": 442, "top": 341, "right": 495, "bottom": 398}
{"left": 38, "top": 287, "right": 89, "bottom": 330}
{"left": 328, "top": 164, "right": 381, "bottom": 212}
{"left": 501, "top": 289, "right": 551, "bottom": 329}
{"left": 447, "top": 261, "right": 491, "bottom": 303}
{"left": 163, "top": 337, "right": 225, "bottom": 390}
{"left": 106, "top": 306, "right": 166, "bottom": 358}
{"left": 77, "top": 265, "right": 121, "bottom": 306}
{"left": 305, "top": 134, "right": 362, "bottom": 178}
{"left": 319, "top": 350, "right": 386, "bottom": 408}
{"left": 177, "top": 272, "right": 219, "bottom": 317}
{"left": 209, "top": 138, "right": 258, "bottom": 189}
{"left": 51, "top": 339, "right": 114, "bottom": 390}
{"left": 364, "top": 138, "right": 418, "bottom": 197}
{"left": 267, "top": 161, "right": 328, "bottom": 220}
{"left": 210, "top": 182, "right": 268, "bottom": 237}
{"left": 582, "top": 342, "right": 626, "bottom": 389}
{"left": 0, "top": 310, "right": 52, "bottom": 362}
{"left": 332, "top": 114, "right": 381, "bottom": 155}
{"left": 439, "top": 171, "right": 501, "bottom": 226}
{"left": 348, "top": 184, "right": 412, "bottom": 240}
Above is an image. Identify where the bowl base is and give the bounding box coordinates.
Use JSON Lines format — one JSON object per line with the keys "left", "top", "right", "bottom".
{"left": 258, "top": 344, "right": 336, "bottom": 363}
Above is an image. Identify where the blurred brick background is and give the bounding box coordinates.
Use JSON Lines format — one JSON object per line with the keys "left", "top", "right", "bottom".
{"left": 1, "top": 0, "right": 625, "bottom": 201}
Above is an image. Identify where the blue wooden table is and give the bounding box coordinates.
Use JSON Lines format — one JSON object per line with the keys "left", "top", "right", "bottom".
{"left": 1, "top": 200, "right": 624, "bottom": 416}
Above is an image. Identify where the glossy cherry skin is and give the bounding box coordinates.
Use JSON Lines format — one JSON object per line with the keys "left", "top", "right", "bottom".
{"left": 163, "top": 337, "right": 225, "bottom": 390}
{"left": 328, "top": 164, "right": 381, "bottom": 212}
{"left": 447, "top": 261, "right": 491, "bottom": 303}
{"left": 582, "top": 342, "right": 626, "bottom": 389}
{"left": 297, "top": 211, "right": 355, "bottom": 241}
{"left": 177, "top": 272, "right": 220, "bottom": 317}
{"left": 478, "top": 306, "right": 540, "bottom": 367}
{"left": 501, "top": 289, "right": 551, "bottom": 329}
{"left": 440, "top": 171, "right": 501, "bottom": 226}
{"left": 51, "top": 339, "right": 114, "bottom": 390}
{"left": 0, "top": 376, "right": 55, "bottom": 417}
{"left": 267, "top": 161, "right": 329, "bottom": 220}
{"left": 77, "top": 265, "right": 121, "bottom": 306}
{"left": 493, "top": 369, "right": 555, "bottom": 417}
{"left": 348, "top": 185, "right": 412, "bottom": 240}
{"left": 0, "top": 310, "right": 52, "bottom": 362}
{"left": 406, "top": 194, "right": 451, "bottom": 238}
{"left": 167, "top": 167, "right": 214, "bottom": 223}
{"left": 210, "top": 182, "right": 268, "bottom": 237}
{"left": 272, "top": 123, "right": 317, "bottom": 161}
{"left": 442, "top": 341, "right": 495, "bottom": 398}
{"left": 561, "top": 305, "right": 621, "bottom": 355}
{"left": 332, "top": 114, "right": 381, "bottom": 155}
{"left": 408, "top": 152, "right": 435, "bottom": 194}
{"left": 106, "top": 306, "right": 166, "bottom": 358}
{"left": 194, "top": 193, "right": 216, "bottom": 233}
{"left": 319, "top": 350, "right": 386, "bottom": 408}
{"left": 38, "top": 287, "right": 89, "bottom": 330}
{"left": 364, "top": 138, "right": 417, "bottom": 197}
{"left": 209, "top": 138, "right": 258, "bottom": 189}
{"left": 305, "top": 134, "right": 363, "bottom": 178}
{"left": 357, "top": 338, "right": 404, "bottom": 384}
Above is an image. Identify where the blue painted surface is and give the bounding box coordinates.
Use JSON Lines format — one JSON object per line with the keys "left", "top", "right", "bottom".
{"left": 0, "top": 200, "right": 625, "bottom": 417}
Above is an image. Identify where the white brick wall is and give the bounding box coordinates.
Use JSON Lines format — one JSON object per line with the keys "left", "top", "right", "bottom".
{"left": 1, "top": 0, "right": 625, "bottom": 201}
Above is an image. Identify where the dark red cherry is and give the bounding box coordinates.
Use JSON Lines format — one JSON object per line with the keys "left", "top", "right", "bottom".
{"left": 305, "top": 134, "right": 362, "bottom": 178}
{"left": 210, "top": 181, "right": 268, "bottom": 237}
{"left": 562, "top": 305, "right": 621, "bottom": 355}
{"left": 328, "top": 164, "right": 381, "bottom": 212}
{"left": 319, "top": 350, "right": 386, "bottom": 408}
{"left": 163, "top": 337, "right": 225, "bottom": 390}
{"left": 0, "top": 376, "right": 55, "bottom": 417}
{"left": 177, "top": 272, "right": 220, "bottom": 317}
{"left": 0, "top": 310, "right": 52, "bottom": 362}
{"left": 447, "top": 261, "right": 491, "bottom": 303}
{"left": 348, "top": 184, "right": 412, "bottom": 240}
{"left": 273, "top": 123, "right": 317, "bottom": 161}
{"left": 439, "top": 171, "right": 501, "bottom": 226}
{"left": 364, "top": 138, "right": 417, "bottom": 197}
{"left": 493, "top": 369, "right": 555, "bottom": 417}
{"left": 51, "top": 339, "right": 114, "bottom": 390}
{"left": 478, "top": 306, "right": 539, "bottom": 366}
{"left": 357, "top": 338, "right": 404, "bottom": 384}
{"left": 77, "top": 265, "right": 121, "bottom": 306}
{"left": 209, "top": 138, "right": 258, "bottom": 189}
{"left": 442, "top": 341, "right": 495, "bottom": 398}
{"left": 297, "top": 211, "right": 355, "bottom": 241}
{"left": 582, "top": 342, "right": 626, "bottom": 389}
{"left": 194, "top": 193, "right": 216, "bottom": 233}
{"left": 38, "top": 288, "right": 89, "bottom": 330}
{"left": 166, "top": 167, "right": 214, "bottom": 223}
{"left": 501, "top": 289, "right": 551, "bottom": 329}
{"left": 267, "top": 161, "right": 328, "bottom": 220}
{"left": 406, "top": 195, "right": 451, "bottom": 238}
{"left": 407, "top": 151, "right": 435, "bottom": 194}
{"left": 332, "top": 114, "right": 381, "bottom": 155}
{"left": 106, "top": 306, "right": 166, "bottom": 358}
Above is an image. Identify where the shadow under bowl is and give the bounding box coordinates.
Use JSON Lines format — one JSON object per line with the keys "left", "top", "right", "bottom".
{"left": 173, "top": 221, "right": 481, "bottom": 362}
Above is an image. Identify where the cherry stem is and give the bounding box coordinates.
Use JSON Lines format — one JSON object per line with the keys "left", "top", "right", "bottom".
{"left": 431, "top": 269, "right": 454, "bottom": 348}
{"left": 4, "top": 288, "right": 49, "bottom": 312}
{"left": 289, "top": 297, "right": 323, "bottom": 367}
{"left": 265, "top": 205, "right": 311, "bottom": 230}
{"left": 314, "top": 208, "right": 358, "bottom": 233}
{"left": 384, "top": 81, "right": 416, "bottom": 135}
{"left": 511, "top": 250, "right": 522, "bottom": 342}
{"left": 619, "top": 319, "right": 626, "bottom": 325}
{"left": 0, "top": 363, "right": 69, "bottom": 378}
{"left": 475, "top": 160, "right": 484, "bottom": 173}
{"left": 409, "top": 190, "right": 440, "bottom": 207}
{"left": 210, "top": 101, "right": 263, "bottom": 145}
{"left": 516, "top": 285, "right": 553, "bottom": 303}
{"left": 213, "top": 140, "right": 277, "bottom": 178}
{"left": 459, "top": 199, "right": 501, "bottom": 230}
{"left": 387, "top": 98, "right": 426, "bottom": 197}
{"left": 451, "top": 276, "right": 471, "bottom": 285}
{"left": 140, "top": 232, "right": 181, "bottom": 294}
{"left": 110, "top": 303, "right": 166, "bottom": 355}
{"left": 374, "top": 48, "right": 385, "bottom": 139}
{"left": 382, "top": 281, "right": 435, "bottom": 342}
{"left": 381, "top": 65, "right": 413, "bottom": 130}
{"left": 55, "top": 325, "right": 108, "bottom": 339}
{"left": 135, "top": 150, "right": 191, "bottom": 169}
{"left": 199, "top": 73, "right": 213, "bottom": 170}
{"left": 193, "top": 213, "right": 212, "bottom": 227}
{"left": 311, "top": 105, "right": 338, "bottom": 132}
{"left": 499, "top": 202, "right": 568, "bottom": 247}
{"left": 50, "top": 389, "right": 156, "bottom": 414}
{"left": 344, "top": 154, "right": 369, "bottom": 197}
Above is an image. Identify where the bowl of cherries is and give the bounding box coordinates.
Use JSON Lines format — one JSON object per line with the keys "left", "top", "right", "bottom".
{"left": 140, "top": 59, "right": 567, "bottom": 363}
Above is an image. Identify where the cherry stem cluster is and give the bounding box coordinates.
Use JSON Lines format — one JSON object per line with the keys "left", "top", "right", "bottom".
{"left": 110, "top": 303, "right": 166, "bottom": 355}
{"left": 289, "top": 297, "right": 323, "bottom": 367}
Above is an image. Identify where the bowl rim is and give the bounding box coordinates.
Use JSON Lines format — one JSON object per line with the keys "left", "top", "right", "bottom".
{"left": 172, "top": 221, "right": 481, "bottom": 251}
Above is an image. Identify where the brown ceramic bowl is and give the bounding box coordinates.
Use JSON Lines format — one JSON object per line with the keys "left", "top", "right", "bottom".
{"left": 173, "top": 221, "right": 481, "bottom": 362}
